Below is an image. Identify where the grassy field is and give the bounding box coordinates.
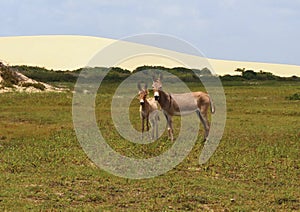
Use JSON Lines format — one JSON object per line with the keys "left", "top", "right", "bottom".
{"left": 0, "top": 81, "right": 299, "bottom": 211}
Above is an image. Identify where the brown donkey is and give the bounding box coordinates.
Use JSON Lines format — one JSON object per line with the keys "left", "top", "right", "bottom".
{"left": 152, "top": 76, "right": 215, "bottom": 141}
{"left": 137, "top": 83, "right": 160, "bottom": 140}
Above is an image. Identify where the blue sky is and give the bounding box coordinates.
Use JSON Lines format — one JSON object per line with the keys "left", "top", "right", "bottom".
{"left": 1, "top": 0, "right": 300, "bottom": 66}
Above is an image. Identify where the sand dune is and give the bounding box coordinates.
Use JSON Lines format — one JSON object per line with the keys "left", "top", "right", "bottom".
{"left": 0, "top": 35, "right": 299, "bottom": 76}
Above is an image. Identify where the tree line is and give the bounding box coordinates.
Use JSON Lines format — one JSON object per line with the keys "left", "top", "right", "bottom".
{"left": 9, "top": 64, "right": 300, "bottom": 84}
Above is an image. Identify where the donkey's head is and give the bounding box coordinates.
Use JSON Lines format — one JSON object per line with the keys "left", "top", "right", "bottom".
{"left": 137, "top": 82, "right": 149, "bottom": 105}
{"left": 152, "top": 75, "right": 163, "bottom": 101}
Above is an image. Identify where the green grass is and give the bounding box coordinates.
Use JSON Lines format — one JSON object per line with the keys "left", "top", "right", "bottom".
{"left": 0, "top": 81, "right": 299, "bottom": 211}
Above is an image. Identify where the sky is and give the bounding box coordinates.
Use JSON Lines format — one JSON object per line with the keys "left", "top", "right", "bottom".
{"left": 1, "top": 0, "right": 300, "bottom": 66}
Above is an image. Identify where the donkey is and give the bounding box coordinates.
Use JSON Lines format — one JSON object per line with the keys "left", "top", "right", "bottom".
{"left": 152, "top": 76, "right": 215, "bottom": 142}
{"left": 137, "top": 83, "right": 160, "bottom": 140}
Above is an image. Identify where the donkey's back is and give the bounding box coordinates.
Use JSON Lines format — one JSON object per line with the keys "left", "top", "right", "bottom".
{"left": 170, "top": 91, "right": 210, "bottom": 114}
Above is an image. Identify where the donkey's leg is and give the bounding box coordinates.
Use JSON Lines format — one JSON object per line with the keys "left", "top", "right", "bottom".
{"left": 202, "top": 112, "right": 210, "bottom": 140}
{"left": 196, "top": 110, "right": 209, "bottom": 141}
{"left": 156, "top": 113, "right": 160, "bottom": 140}
{"left": 201, "top": 108, "right": 210, "bottom": 141}
{"left": 163, "top": 112, "right": 174, "bottom": 141}
{"left": 163, "top": 112, "right": 171, "bottom": 139}
{"left": 168, "top": 116, "right": 174, "bottom": 142}
{"left": 146, "top": 117, "right": 149, "bottom": 132}
{"left": 150, "top": 119, "right": 154, "bottom": 140}
{"left": 141, "top": 117, "right": 145, "bottom": 140}
{"left": 155, "top": 116, "right": 158, "bottom": 140}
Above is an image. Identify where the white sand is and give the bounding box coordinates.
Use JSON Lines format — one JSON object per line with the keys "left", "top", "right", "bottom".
{"left": 0, "top": 35, "right": 299, "bottom": 77}
{"left": 0, "top": 65, "right": 66, "bottom": 93}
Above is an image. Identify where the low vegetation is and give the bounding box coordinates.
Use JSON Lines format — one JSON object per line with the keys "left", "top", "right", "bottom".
{"left": 0, "top": 64, "right": 19, "bottom": 87}
{"left": 15, "top": 65, "right": 78, "bottom": 83}
{"left": 286, "top": 92, "right": 300, "bottom": 100}
{"left": 11, "top": 65, "right": 300, "bottom": 86}
{"left": 0, "top": 63, "right": 64, "bottom": 92}
{"left": 21, "top": 82, "right": 46, "bottom": 91}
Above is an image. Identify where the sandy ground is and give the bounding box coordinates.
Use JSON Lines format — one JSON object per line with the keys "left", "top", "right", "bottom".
{"left": 0, "top": 65, "right": 65, "bottom": 93}
{"left": 0, "top": 35, "right": 299, "bottom": 77}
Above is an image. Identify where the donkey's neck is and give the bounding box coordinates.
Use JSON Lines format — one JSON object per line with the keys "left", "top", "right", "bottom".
{"left": 141, "top": 99, "right": 150, "bottom": 112}
{"left": 158, "top": 90, "right": 171, "bottom": 109}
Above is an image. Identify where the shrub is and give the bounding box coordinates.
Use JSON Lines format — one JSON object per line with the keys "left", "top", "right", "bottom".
{"left": 0, "top": 66, "right": 19, "bottom": 86}
{"left": 22, "top": 82, "right": 46, "bottom": 91}
{"left": 286, "top": 93, "right": 300, "bottom": 100}
{"left": 33, "top": 83, "right": 46, "bottom": 90}
{"left": 15, "top": 65, "right": 78, "bottom": 83}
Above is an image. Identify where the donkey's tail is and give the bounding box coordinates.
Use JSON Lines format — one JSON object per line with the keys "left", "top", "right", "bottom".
{"left": 209, "top": 95, "right": 215, "bottom": 114}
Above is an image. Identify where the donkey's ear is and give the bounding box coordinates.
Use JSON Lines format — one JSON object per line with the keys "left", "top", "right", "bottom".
{"left": 158, "top": 73, "right": 163, "bottom": 81}
{"left": 137, "top": 82, "right": 142, "bottom": 91}
{"left": 152, "top": 75, "right": 156, "bottom": 82}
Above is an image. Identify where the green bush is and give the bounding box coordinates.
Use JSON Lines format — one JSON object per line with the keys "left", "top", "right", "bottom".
{"left": 0, "top": 66, "right": 19, "bottom": 86}
{"left": 1, "top": 80, "right": 14, "bottom": 88}
{"left": 286, "top": 93, "right": 300, "bottom": 100}
{"left": 22, "top": 82, "right": 46, "bottom": 91}
{"left": 33, "top": 83, "right": 46, "bottom": 90}
{"left": 15, "top": 65, "right": 78, "bottom": 83}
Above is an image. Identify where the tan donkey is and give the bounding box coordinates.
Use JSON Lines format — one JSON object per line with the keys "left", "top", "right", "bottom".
{"left": 137, "top": 83, "right": 160, "bottom": 140}
{"left": 152, "top": 75, "right": 215, "bottom": 142}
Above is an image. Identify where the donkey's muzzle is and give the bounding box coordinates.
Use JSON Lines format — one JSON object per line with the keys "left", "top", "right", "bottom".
{"left": 140, "top": 99, "right": 145, "bottom": 105}
{"left": 154, "top": 91, "right": 159, "bottom": 101}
